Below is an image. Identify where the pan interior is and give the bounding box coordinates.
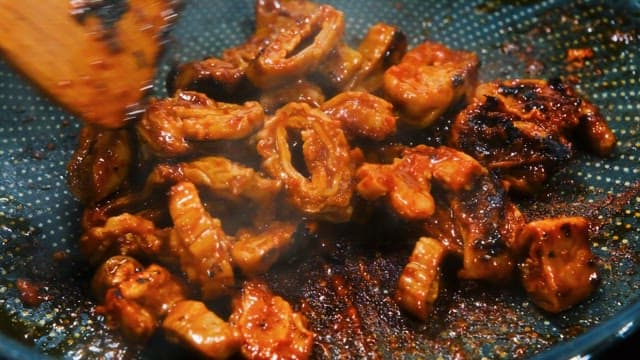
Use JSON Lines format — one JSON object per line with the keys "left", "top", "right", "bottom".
{"left": 0, "top": 0, "right": 639, "bottom": 358}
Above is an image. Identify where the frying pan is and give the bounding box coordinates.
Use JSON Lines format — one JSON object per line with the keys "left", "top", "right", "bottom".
{"left": 1, "top": 0, "right": 639, "bottom": 358}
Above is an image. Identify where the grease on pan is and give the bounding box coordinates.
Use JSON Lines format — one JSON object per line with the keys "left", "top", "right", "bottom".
{"left": 0, "top": 0, "right": 639, "bottom": 358}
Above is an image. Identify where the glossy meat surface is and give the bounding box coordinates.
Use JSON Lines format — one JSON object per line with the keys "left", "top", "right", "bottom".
{"left": 257, "top": 102, "right": 356, "bottom": 222}
{"left": 246, "top": 5, "right": 344, "bottom": 88}
{"left": 231, "top": 281, "right": 314, "bottom": 360}
{"left": 321, "top": 91, "right": 397, "bottom": 141}
{"left": 519, "top": 217, "right": 599, "bottom": 313}
{"left": 168, "top": 181, "right": 235, "bottom": 300}
{"left": 138, "top": 91, "right": 264, "bottom": 157}
{"left": 396, "top": 237, "right": 446, "bottom": 320}
{"left": 96, "top": 261, "right": 187, "bottom": 341}
{"left": 163, "top": 300, "right": 242, "bottom": 359}
{"left": 384, "top": 42, "right": 478, "bottom": 128}
{"left": 344, "top": 23, "right": 407, "bottom": 93}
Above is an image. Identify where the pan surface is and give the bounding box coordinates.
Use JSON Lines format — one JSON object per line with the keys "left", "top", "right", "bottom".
{"left": 1, "top": 0, "right": 639, "bottom": 358}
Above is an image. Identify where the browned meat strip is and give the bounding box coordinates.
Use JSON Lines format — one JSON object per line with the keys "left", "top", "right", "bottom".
{"left": 168, "top": 181, "right": 235, "bottom": 300}
{"left": 137, "top": 91, "right": 264, "bottom": 157}
{"left": 163, "top": 300, "right": 242, "bottom": 359}
{"left": 246, "top": 5, "right": 344, "bottom": 88}
{"left": 321, "top": 91, "right": 397, "bottom": 141}
{"left": 357, "top": 145, "right": 525, "bottom": 283}
{"left": 345, "top": 23, "right": 407, "bottom": 93}
{"left": 356, "top": 150, "right": 436, "bottom": 221}
{"left": 396, "top": 237, "right": 446, "bottom": 320}
{"left": 384, "top": 41, "right": 478, "bottom": 128}
{"left": 408, "top": 146, "right": 524, "bottom": 283}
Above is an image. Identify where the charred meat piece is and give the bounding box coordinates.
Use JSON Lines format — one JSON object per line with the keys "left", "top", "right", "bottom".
{"left": 396, "top": 237, "right": 446, "bottom": 320}
{"left": 168, "top": 181, "right": 235, "bottom": 300}
{"left": 96, "top": 261, "right": 188, "bottom": 342}
{"left": 519, "top": 217, "right": 599, "bottom": 313}
{"left": 408, "top": 145, "right": 524, "bottom": 283}
{"left": 230, "top": 281, "right": 314, "bottom": 360}
{"left": 356, "top": 145, "right": 524, "bottom": 283}
{"left": 137, "top": 91, "right": 264, "bottom": 157}
{"left": 67, "top": 125, "right": 133, "bottom": 204}
{"left": 163, "top": 300, "right": 242, "bottom": 359}
{"left": 384, "top": 41, "right": 478, "bottom": 128}
{"left": 321, "top": 91, "right": 397, "bottom": 141}
{"left": 450, "top": 79, "right": 616, "bottom": 193}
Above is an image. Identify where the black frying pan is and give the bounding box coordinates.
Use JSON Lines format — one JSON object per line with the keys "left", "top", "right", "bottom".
{"left": 1, "top": 0, "right": 639, "bottom": 358}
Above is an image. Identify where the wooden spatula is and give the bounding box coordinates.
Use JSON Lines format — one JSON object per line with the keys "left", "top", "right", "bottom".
{"left": 0, "top": 0, "right": 179, "bottom": 128}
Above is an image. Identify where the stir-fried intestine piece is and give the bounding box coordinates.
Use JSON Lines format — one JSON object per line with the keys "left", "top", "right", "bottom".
{"left": 519, "top": 217, "right": 599, "bottom": 313}
{"left": 246, "top": 5, "right": 345, "bottom": 88}
{"left": 357, "top": 145, "right": 524, "bottom": 283}
{"left": 167, "top": 57, "right": 256, "bottom": 102}
{"left": 396, "top": 237, "right": 446, "bottom": 320}
{"left": 67, "top": 125, "right": 133, "bottom": 204}
{"left": 97, "top": 261, "right": 188, "bottom": 341}
{"left": 80, "top": 213, "right": 170, "bottom": 265}
{"left": 91, "top": 255, "right": 143, "bottom": 301}
{"left": 345, "top": 23, "right": 407, "bottom": 93}
{"left": 169, "top": 156, "right": 282, "bottom": 206}
{"left": 137, "top": 90, "right": 264, "bottom": 157}
{"left": 450, "top": 79, "right": 616, "bottom": 193}
{"left": 168, "top": 181, "right": 235, "bottom": 300}
{"left": 254, "top": 0, "right": 319, "bottom": 35}
{"left": 259, "top": 79, "right": 326, "bottom": 114}
{"left": 321, "top": 91, "right": 397, "bottom": 141}
{"left": 231, "top": 221, "right": 297, "bottom": 277}
{"left": 230, "top": 281, "right": 314, "bottom": 360}
{"left": 168, "top": 0, "right": 320, "bottom": 100}
{"left": 355, "top": 151, "right": 436, "bottom": 221}
{"left": 384, "top": 41, "right": 478, "bottom": 128}
{"left": 80, "top": 155, "right": 282, "bottom": 233}
{"left": 409, "top": 145, "right": 524, "bottom": 282}
{"left": 257, "top": 102, "right": 356, "bottom": 222}
{"left": 313, "top": 42, "right": 363, "bottom": 92}
{"left": 163, "top": 300, "right": 242, "bottom": 359}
